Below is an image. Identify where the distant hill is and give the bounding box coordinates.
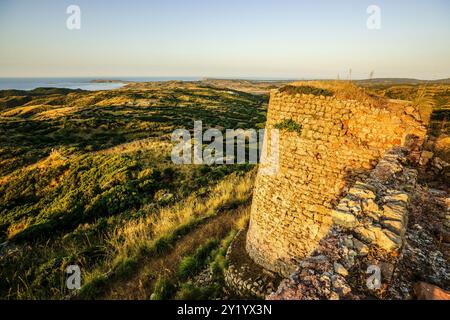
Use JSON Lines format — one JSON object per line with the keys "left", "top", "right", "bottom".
{"left": 355, "top": 78, "right": 450, "bottom": 86}
{"left": 201, "top": 78, "right": 450, "bottom": 93}
{"left": 90, "top": 79, "right": 129, "bottom": 83}
{"left": 0, "top": 87, "right": 85, "bottom": 97}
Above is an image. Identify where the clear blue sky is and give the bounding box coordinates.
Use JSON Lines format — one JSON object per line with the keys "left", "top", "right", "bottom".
{"left": 0, "top": 0, "right": 449, "bottom": 79}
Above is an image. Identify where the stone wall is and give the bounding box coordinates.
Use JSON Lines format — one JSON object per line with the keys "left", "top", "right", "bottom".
{"left": 224, "top": 229, "right": 280, "bottom": 299}
{"left": 246, "top": 83, "right": 427, "bottom": 276}
{"left": 331, "top": 147, "right": 417, "bottom": 251}
{"left": 268, "top": 147, "right": 421, "bottom": 300}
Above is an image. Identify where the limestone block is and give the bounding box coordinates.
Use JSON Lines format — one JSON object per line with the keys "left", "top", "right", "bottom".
{"left": 334, "top": 262, "right": 349, "bottom": 277}
{"left": 348, "top": 183, "right": 376, "bottom": 199}
{"left": 355, "top": 225, "right": 401, "bottom": 251}
{"left": 382, "top": 219, "right": 405, "bottom": 236}
{"left": 352, "top": 238, "right": 369, "bottom": 256}
{"left": 382, "top": 203, "right": 407, "bottom": 223}
{"left": 332, "top": 209, "right": 358, "bottom": 228}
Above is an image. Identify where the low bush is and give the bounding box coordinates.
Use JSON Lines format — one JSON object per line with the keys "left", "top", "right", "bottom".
{"left": 174, "top": 282, "right": 221, "bottom": 300}
{"left": 151, "top": 276, "right": 177, "bottom": 300}
{"left": 279, "top": 85, "right": 333, "bottom": 97}
{"left": 178, "top": 239, "right": 219, "bottom": 280}
{"left": 274, "top": 118, "right": 303, "bottom": 135}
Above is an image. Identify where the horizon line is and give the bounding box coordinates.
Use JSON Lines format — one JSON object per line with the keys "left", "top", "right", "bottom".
{"left": 0, "top": 76, "right": 449, "bottom": 81}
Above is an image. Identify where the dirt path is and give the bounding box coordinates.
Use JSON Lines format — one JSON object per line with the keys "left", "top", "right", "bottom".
{"left": 102, "top": 206, "right": 247, "bottom": 299}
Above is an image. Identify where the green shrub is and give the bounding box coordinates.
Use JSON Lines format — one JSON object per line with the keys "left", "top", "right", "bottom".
{"left": 78, "top": 274, "right": 109, "bottom": 300}
{"left": 151, "top": 276, "right": 177, "bottom": 300}
{"left": 210, "top": 254, "right": 227, "bottom": 277}
{"left": 178, "top": 239, "right": 219, "bottom": 280}
{"left": 274, "top": 119, "right": 303, "bottom": 135}
{"left": 178, "top": 256, "right": 199, "bottom": 279}
{"left": 153, "top": 236, "right": 173, "bottom": 255}
{"left": 114, "top": 257, "right": 138, "bottom": 278}
{"left": 32, "top": 257, "right": 63, "bottom": 288}
{"left": 210, "top": 230, "right": 236, "bottom": 278}
{"left": 174, "top": 282, "right": 221, "bottom": 300}
{"left": 412, "top": 87, "right": 434, "bottom": 124}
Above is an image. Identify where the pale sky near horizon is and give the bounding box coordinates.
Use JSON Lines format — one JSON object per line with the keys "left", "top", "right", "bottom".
{"left": 0, "top": 0, "right": 449, "bottom": 79}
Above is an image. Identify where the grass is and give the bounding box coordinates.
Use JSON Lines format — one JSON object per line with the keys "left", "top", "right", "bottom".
{"left": 172, "top": 228, "right": 241, "bottom": 300}
{"left": 151, "top": 277, "right": 177, "bottom": 300}
{"left": 174, "top": 282, "right": 221, "bottom": 300}
{"left": 0, "top": 82, "right": 262, "bottom": 300}
{"left": 284, "top": 80, "right": 385, "bottom": 107}
{"left": 1, "top": 79, "right": 447, "bottom": 300}
{"left": 279, "top": 85, "right": 333, "bottom": 97}
{"left": 411, "top": 86, "right": 435, "bottom": 124}
{"left": 74, "top": 170, "right": 255, "bottom": 299}
{"left": 99, "top": 204, "right": 251, "bottom": 300}
{"left": 108, "top": 170, "right": 254, "bottom": 262}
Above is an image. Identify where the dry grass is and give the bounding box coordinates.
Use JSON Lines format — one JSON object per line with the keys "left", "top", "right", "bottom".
{"left": 288, "top": 80, "right": 382, "bottom": 106}
{"left": 76, "top": 170, "right": 255, "bottom": 299}
{"left": 36, "top": 106, "right": 80, "bottom": 120}
{"left": 94, "top": 96, "right": 136, "bottom": 107}
{"left": 1, "top": 104, "right": 55, "bottom": 117}
{"left": 105, "top": 205, "right": 252, "bottom": 299}
{"left": 0, "top": 157, "right": 19, "bottom": 186}
{"left": 411, "top": 86, "right": 434, "bottom": 124}
{"left": 108, "top": 170, "right": 255, "bottom": 261}
{"left": 97, "top": 138, "right": 172, "bottom": 156}
{"left": 7, "top": 218, "right": 32, "bottom": 239}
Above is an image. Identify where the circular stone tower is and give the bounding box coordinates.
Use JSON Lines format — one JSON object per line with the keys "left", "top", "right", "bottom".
{"left": 245, "top": 82, "right": 426, "bottom": 276}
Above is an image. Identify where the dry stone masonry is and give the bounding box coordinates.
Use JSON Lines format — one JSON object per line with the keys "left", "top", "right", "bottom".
{"left": 331, "top": 147, "right": 417, "bottom": 252}
{"left": 268, "top": 146, "right": 448, "bottom": 300}
{"left": 224, "top": 230, "right": 281, "bottom": 299}
{"left": 246, "top": 82, "right": 427, "bottom": 276}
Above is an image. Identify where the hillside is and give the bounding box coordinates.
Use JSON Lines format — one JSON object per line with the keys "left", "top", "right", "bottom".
{"left": 0, "top": 80, "right": 448, "bottom": 300}
{"left": 0, "top": 82, "right": 266, "bottom": 299}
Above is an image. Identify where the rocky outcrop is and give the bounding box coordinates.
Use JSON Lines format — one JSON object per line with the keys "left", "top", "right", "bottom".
{"left": 331, "top": 147, "right": 416, "bottom": 252}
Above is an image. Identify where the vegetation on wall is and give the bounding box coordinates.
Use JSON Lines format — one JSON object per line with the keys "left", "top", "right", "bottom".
{"left": 279, "top": 85, "right": 333, "bottom": 97}
{"left": 274, "top": 118, "right": 303, "bottom": 135}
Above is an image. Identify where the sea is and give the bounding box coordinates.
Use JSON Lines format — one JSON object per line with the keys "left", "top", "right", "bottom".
{"left": 0, "top": 77, "right": 202, "bottom": 91}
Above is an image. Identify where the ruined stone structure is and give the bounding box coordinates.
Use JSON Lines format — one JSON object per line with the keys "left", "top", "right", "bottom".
{"left": 330, "top": 147, "right": 417, "bottom": 252}
{"left": 268, "top": 146, "right": 449, "bottom": 300}
{"left": 245, "top": 82, "right": 427, "bottom": 276}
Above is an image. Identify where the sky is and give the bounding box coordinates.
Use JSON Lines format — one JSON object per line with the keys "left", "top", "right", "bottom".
{"left": 0, "top": 0, "right": 449, "bottom": 79}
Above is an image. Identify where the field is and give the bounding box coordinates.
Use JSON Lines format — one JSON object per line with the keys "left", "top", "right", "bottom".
{"left": 0, "top": 79, "right": 448, "bottom": 300}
